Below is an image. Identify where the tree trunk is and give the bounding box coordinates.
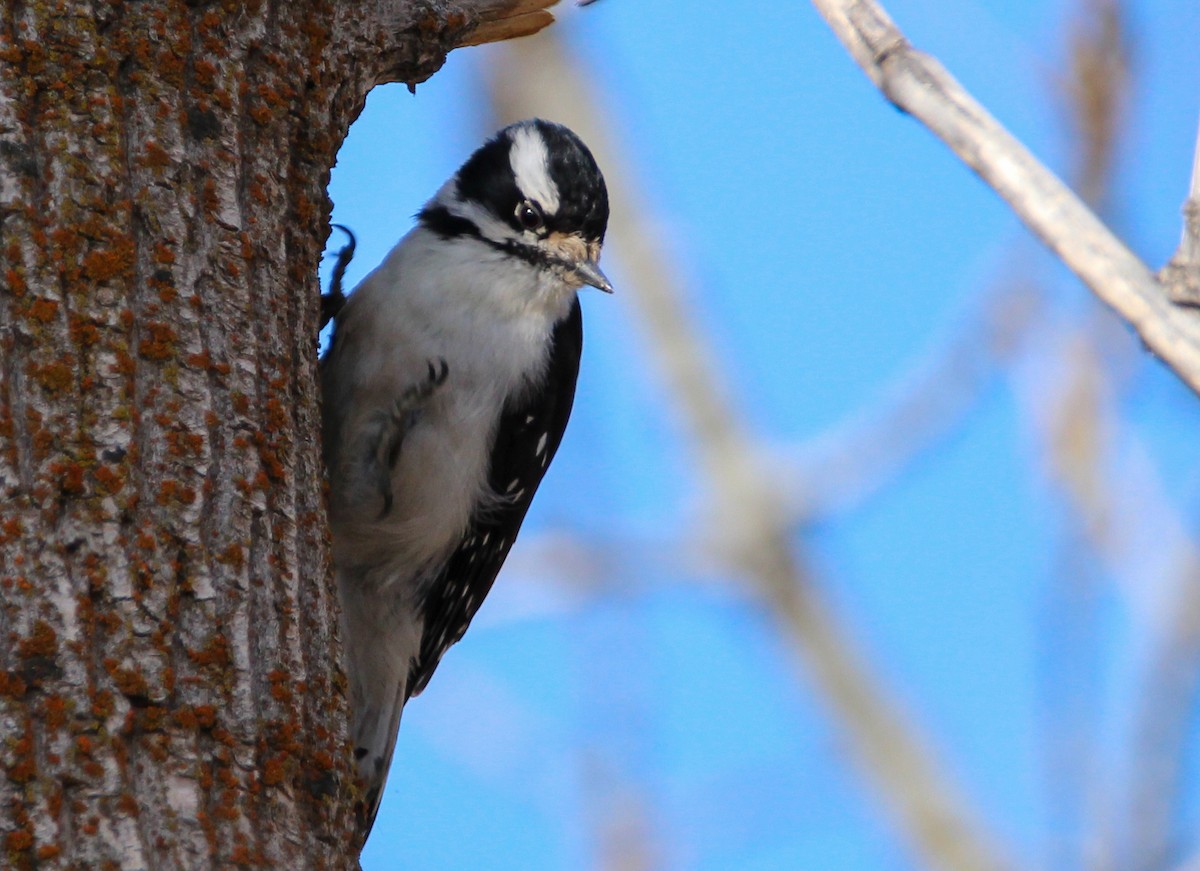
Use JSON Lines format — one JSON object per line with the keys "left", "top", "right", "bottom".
{"left": 0, "top": 1, "right": 552, "bottom": 867}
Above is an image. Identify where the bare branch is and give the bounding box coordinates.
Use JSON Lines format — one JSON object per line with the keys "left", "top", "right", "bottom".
{"left": 785, "top": 0, "right": 1126, "bottom": 521}
{"left": 484, "top": 31, "right": 1026, "bottom": 871}
{"left": 339, "top": 0, "right": 559, "bottom": 90}
{"left": 808, "top": 0, "right": 1200, "bottom": 395}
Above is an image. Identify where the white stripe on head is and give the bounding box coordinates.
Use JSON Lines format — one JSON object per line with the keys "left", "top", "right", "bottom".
{"left": 508, "top": 125, "right": 560, "bottom": 214}
{"left": 434, "top": 179, "right": 514, "bottom": 245}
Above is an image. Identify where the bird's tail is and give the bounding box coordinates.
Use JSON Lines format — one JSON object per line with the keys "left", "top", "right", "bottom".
{"left": 338, "top": 568, "right": 419, "bottom": 846}
{"left": 352, "top": 674, "right": 407, "bottom": 842}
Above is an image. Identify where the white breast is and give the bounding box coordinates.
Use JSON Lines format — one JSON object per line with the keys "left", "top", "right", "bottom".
{"left": 325, "top": 227, "right": 574, "bottom": 590}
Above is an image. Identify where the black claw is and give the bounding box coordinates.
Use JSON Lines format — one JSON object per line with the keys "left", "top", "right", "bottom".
{"left": 373, "top": 361, "right": 450, "bottom": 520}
{"left": 385, "top": 427, "right": 404, "bottom": 474}
{"left": 407, "top": 359, "right": 449, "bottom": 407}
{"left": 429, "top": 357, "right": 449, "bottom": 386}
{"left": 332, "top": 223, "right": 355, "bottom": 241}
{"left": 320, "top": 225, "right": 357, "bottom": 331}
{"left": 380, "top": 492, "right": 394, "bottom": 518}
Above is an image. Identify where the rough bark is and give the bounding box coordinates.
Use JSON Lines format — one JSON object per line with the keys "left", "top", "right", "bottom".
{"left": 0, "top": 1, "right": 553, "bottom": 867}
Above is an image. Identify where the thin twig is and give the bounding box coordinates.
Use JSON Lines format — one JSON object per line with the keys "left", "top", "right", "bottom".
{"left": 808, "top": 0, "right": 1200, "bottom": 395}
{"left": 1036, "top": 3, "right": 1200, "bottom": 863}
{"left": 1030, "top": 6, "right": 1131, "bottom": 864}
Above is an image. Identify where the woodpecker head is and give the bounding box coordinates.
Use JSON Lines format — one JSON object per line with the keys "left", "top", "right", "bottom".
{"left": 419, "top": 119, "right": 612, "bottom": 294}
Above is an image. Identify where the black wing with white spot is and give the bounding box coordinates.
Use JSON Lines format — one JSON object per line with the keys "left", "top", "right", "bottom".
{"left": 407, "top": 298, "right": 583, "bottom": 698}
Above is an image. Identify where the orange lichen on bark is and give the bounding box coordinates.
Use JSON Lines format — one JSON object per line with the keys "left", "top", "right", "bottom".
{"left": 69, "top": 314, "right": 101, "bottom": 347}
{"left": 17, "top": 620, "right": 58, "bottom": 660}
{"left": 189, "top": 633, "right": 231, "bottom": 669}
{"left": 137, "top": 321, "right": 178, "bottom": 361}
{"left": 0, "top": 672, "right": 29, "bottom": 699}
{"left": 26, "top": 297, "right": 58, "bottom": 322}
{"left": 93, "top": 465, "right": 125, "bottom": 494}
{"left": 156, "top": 479, "right": 196, "bottom": 506}
{"left": 35, "top": 844, "right": 61, "bottom": 861}
{"left": 108, "top": 665, "right": 149, "bottom": 701}
{"left": 31, "top": 360, "right": 74, "bottom": 393}
{"left": 43, "top": 695, "right": 68, "bottom": 730}
{"left": 81, "top": 237, "right": 135, "bottom": 283}
{"left": 6, "top": 829, "right": 34, "bottom": 852}
{"left": 141, "top": 141, "right": 172, "bottom": 170}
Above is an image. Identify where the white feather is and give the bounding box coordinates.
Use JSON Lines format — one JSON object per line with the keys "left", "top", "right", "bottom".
{"left": 508, "top": 125, "right": 560, "bottom": 213}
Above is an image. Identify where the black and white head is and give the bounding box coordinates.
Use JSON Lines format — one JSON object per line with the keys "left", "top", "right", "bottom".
{"left": 419, "top": 119, "right": 612, "bottom": 294}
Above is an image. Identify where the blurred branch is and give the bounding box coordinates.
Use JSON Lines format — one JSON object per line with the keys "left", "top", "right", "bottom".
{"left": 808, "top": 0, "right": 1200, "bottom": 396}
{"left": 1033, "top": 7, "right": 1120, "bottom": 867}
{"left": 1034, "top": 332, "right": 1119, "bottom": 871}
{"left": 1059, "top": 0, "right": 1130, "bottom": 214}
{"left": 1030, "top": 329, "right": 1200, "bottom": 871}
{"left": 785, "top": 283, "right": 1038, "bottom": 520}
{"left": 583, "top": 754, "right": 662, "bottom": 871}
{"left": 1045, "top": 4, "right": 1200, "bottom": 866}
{"left": 1128, "top": 558, "right": 1200, "bottom": 871}
{"left": 484, "top": 30, "right": 1024, "bottom": 871}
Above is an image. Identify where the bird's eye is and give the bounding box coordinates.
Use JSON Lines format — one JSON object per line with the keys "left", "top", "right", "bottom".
{"left": 516, "top": 200, "right": 544, "bottom": 232}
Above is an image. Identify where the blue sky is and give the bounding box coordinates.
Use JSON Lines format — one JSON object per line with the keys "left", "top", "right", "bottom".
{"left": 327, "top": 1, "right": 1200, "bottom": 868}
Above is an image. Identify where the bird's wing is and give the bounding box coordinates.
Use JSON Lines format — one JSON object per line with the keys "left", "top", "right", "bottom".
{"left": 407, "top": 298, "right": 583, "bottom": 698}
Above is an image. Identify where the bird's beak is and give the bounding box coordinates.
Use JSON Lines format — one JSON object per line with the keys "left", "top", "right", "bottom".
{"left": 572, "top": 259, "right": 613, "bottom": 294}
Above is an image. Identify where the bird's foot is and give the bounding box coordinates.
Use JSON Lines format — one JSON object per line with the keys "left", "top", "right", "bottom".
{"left": 376, "top": 359, "right": 449, "bottom": 516}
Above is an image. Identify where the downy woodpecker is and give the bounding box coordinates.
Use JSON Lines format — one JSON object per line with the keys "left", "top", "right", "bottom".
{"left": 320, "top": 119, "right": 610, "bottom": 838}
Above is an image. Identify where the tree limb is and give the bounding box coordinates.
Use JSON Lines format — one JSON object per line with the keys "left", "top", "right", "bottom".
{"left": 462, "top": 0, "right": 559, "bottom": 46}
{"left": 334, "top": 1, "right": 558, "bottom": 92}
{"left": 808, "top": 0, "right": 1200, "bottom": 395}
